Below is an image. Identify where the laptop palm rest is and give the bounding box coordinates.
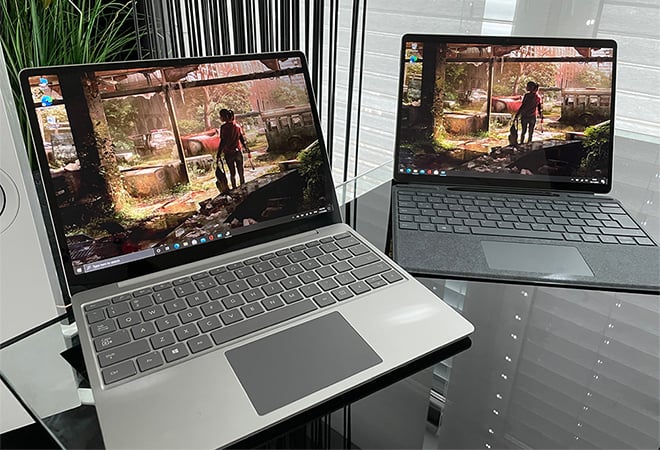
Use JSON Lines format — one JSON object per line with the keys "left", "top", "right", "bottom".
{"left": 226, "top": 312, "right": 383, "bottom": 415}
{"left": 482, "top": 241, "right": 594, "bottom": 276}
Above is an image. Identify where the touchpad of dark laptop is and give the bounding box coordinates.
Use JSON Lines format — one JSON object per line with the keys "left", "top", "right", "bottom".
{"left": 482, "top": 241, "right": 594, "bottom": 276}
{"left": 226, "top": 312, "right": 382, "bottom": 415}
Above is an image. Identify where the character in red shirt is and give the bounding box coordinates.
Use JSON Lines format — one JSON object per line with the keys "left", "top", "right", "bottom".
{"left": 515, "top": 81, "right": 543, "bottom": 144}
{"left": 217, "top": 109, "right": 249, "bottom": 189}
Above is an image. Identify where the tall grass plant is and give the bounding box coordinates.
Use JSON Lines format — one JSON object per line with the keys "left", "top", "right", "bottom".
{"left": 1, "top": 0, "right": 138, "bottom": 166}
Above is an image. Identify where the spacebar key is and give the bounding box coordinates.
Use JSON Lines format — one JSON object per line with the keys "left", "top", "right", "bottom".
{"left": 470, "top": 227, "right": 563, "bottom": 240}
{"left": 211, "top": 300, "right": 317, "bottom": 345}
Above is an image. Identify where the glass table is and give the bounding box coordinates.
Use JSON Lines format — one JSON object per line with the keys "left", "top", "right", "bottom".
{"left": 2, "top": 135, "right": 658, "bottom": 448}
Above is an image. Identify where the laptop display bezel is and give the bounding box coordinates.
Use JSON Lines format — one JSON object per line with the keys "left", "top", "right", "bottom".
{"left": 20, "top": 51, "right": 342, "bottom": 297}
{"left": 392, "top": 34, "right": 617, "bottom": 194}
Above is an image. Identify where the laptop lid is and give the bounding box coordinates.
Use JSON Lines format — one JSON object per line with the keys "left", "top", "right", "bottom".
{"left": 20, "top": 52, "right": 341, "bottom": 299}
{"left": 393, "top": 34, "right": 617, "bottom": 195}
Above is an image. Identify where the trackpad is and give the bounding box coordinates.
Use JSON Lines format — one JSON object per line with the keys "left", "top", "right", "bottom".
{"left": 226, "top": 312, "right": 382, "bottom": 415}
{"left": 482, "top": 241, "right": 593, "bottom": 276}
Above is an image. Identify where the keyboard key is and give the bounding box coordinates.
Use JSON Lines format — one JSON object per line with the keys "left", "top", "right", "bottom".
{"left": 98, "top": 339, "right": 150, "bottom": 368}
{"left": 598, "top": 235, "right": 618, "bottom": 244}
{"left": 635, "top": 237, "right": 655, "bottom": 246}
{"left": 207, "top": 286, "right": 230, "bottom": 300}
{"left": 164, "top": 299, "right": 187, "bottom": 314}
{"left": 220, "top": 309, "right": 244, "bottom": 325}
{"left": 235, "top": 267, "right": 255, "bottom": 279}
{"left": 222, "top": 295, "right": 245, "bottom": 309}
{"left": 241, "top": 303, "right": 265, "bottom": 318}
{"left": 151, "top": 331, "right": 175, "bottom": 349}
{"left": 253, "top": 261, "right": 274, "bottom": 273}
{"left": 331, "top": 287, "right": 354, "bottom": 302}
{"left": 172, "top": 277, "right": 191, "bottom": 286}
{"left": 242, "top": 288, "right": 265, "bottom": 303}
{"left": 301, "top": 259, "right": 321, "bottom": 271}
{"left": 195, "top": 278, "right": 218, "bottom": 291}
{"left": 90, "top": 319, "right": 117, "bottom": 337}
{"left": 346, "top": 252, "right": 379, "bottom": 268}
{"left": 300, "top": 283, "right": 322, "bottom": 297}
{"left": 616, "top": 236, "right": 636, "bottom": 245}
{"left": 318, "top": 277, "right": 339, "bottom": 291}
{"left": 470, "top": 227, "right": 563, "bottom": 240}
{"left": 155, "top": 315, "right": 180, "bottom": 331}
{"left": 111, "top": 294, "right": 132, "bottom": 304}
{"left": 106, "top": 303, "right": 131, "bottom": 317}
{"left": 352, "top": 262, "right": 391, "bottom": 280}
{"left": 332, "top": 249, "right": 353, "bottom": 260}
{"left": 299, "top": 272, "right": 320, "bottom": 284}
{"left": 581, "top": 234, "right": 600, "bottom": 243}
{"left": 174, "top": 283, "right": 196, "bottom": 297}
{"left": 335, "top": 273, "right": 356, "bottom": 286}
{"left": 137, "top": 352, "right": 164, "bottom": 372}
{"left": 281, "top": 277, "right": 302, "bottom": 290}
{"left": 141, "top": 305, "right": 165, "bottom": 321}
{"left": 186, "top": 292, "right": 209, "bottom": 307}
{"left": 382, "top": 271, "right": 404, "bottom": 283}
{"left": 332, "top": 261, "right": 352, "bottom": 273}
{"left": 174, "top": 323, "right": 200, "bottom": 341}
{"left": 600, "top": 227, "right": 645, "bottom": 237}
{"left": 178, "top": 308, "right": 202, "bottom": 324}
{"left": 211, "top": 300, "right": 317, "bottom": 346}
{"left": 281, "top": 289, "right": 304, "bottom": 304}
{"left": 283, "top": 264, "right": 304, "bottom": 276}
{"left": 611, "top": 214, "right": 639, "bottom": 229}
{"left": 246, "top": 274, "right": 268, "bottom": 287}
{"left": 349, "top": 281, "right": 370, "bottom": 295}
{"left": 102, "top": 360, "right": 136, "bottom": 385}
{"left": 227, "top": 279, "right": 249, "bottom": 294}
{"left": 93, "top": 329, "right": 130, "bottom": 352}
{"left": 263, "top": 282, "right": 284, "bottom": 296}
{"left": 85, "top": 309, "right": 106, "bottom": 324}
{"left": 316, "top": 266, "right": 336, "bottom": 278}
{"left": 132, "top": 288, "right": 152, "bottom": 298}
{"left": 153, "top": 288, "right": 175, "bottom": 304}
{"left": 191, "top": 272, "right": 209, "bottom": 281}
{"left": 131, "top": 322, "right": 156, "bottom": 339}
{"left": 198, "top": 316, "right": 223, "bottom": 333}
{"left": 262, "top": 297, "right": 285, "bottom": 311}
{"left": 265, "top": 268, "right": 286, "bottom": 282}
{"left": 365, "top": 276, "right": 387, "bottom": 289}
{"left": 187, "top": 335, "right": 213, "bottom": 354}
{"left": 215, "top": 272, "right": 237, "bottom": 284}
{"left": 163, "top": 343, "right": 190, "bottom": 363}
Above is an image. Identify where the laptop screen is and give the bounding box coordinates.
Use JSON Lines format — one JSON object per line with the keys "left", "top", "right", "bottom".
{"left": 394, "top": 35, "right": 617, "bottom": 193}
{"left": 21, "top": 53, "right": 339, "bottom": 293}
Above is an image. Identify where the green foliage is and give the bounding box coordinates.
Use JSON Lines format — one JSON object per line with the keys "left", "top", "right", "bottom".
{"left": 1, "top": 0, "right": 138, "bottom": 167}
{"left": 177, "top": 119, "right": 205, "bottom": 136}
{"left": 574, "top": 66, "right": 611, "bottom": 88}
{"left": 580, "top": 121, "right": 610, "bottom": 171}
{"left": 269, "top": 81, "right": 307, "bottom": 109}
{"left": 103, "top": 97, "right": 138, "bottom": 151}
{"left": 296, "top": 140, "right": 324, "bottom": 207}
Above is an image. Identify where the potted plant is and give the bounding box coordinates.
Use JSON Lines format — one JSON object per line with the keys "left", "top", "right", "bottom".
{"left": 1, "top": 0, "right": 138, "bottom": 167}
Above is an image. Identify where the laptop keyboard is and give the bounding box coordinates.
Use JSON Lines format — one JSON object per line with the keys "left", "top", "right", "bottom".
{"left": 83, "top": 232, "right": 404, "bottom": 386}
{"left": 396, "top": 190, "right": 655, "bottom": 246}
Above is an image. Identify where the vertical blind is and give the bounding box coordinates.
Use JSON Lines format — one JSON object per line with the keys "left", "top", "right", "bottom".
{"left": 134, "top": 0, "right": 659, "bottom": 198}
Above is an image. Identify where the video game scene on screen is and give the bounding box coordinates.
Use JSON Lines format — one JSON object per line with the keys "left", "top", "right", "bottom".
{"left": 27, "top": 57, "right": 332, "bottom": 273}
{"left": 398, "top": 41, "right": 614, "bottom": 181}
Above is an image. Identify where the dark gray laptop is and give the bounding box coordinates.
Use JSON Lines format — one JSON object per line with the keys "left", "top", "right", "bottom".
{"left": 391, "top": 34, "right": 659, "bottom": 293}
{"left": 20, "top": 52, "right": 473, "bottom": 449}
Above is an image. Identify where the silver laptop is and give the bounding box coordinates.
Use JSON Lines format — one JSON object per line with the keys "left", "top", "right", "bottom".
{"left": 20, "top": 52, "right": 473, "bottom": 448}
{"left": 391, "top": 34, "right": 659, "bottom": 293}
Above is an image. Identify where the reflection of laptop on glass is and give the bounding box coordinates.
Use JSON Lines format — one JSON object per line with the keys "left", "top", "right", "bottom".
{"left": 20, "top": 52, "right": 473, "bottom": 449}
{"left": 391, "top": 34, "right": 659, "bottom": 293}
